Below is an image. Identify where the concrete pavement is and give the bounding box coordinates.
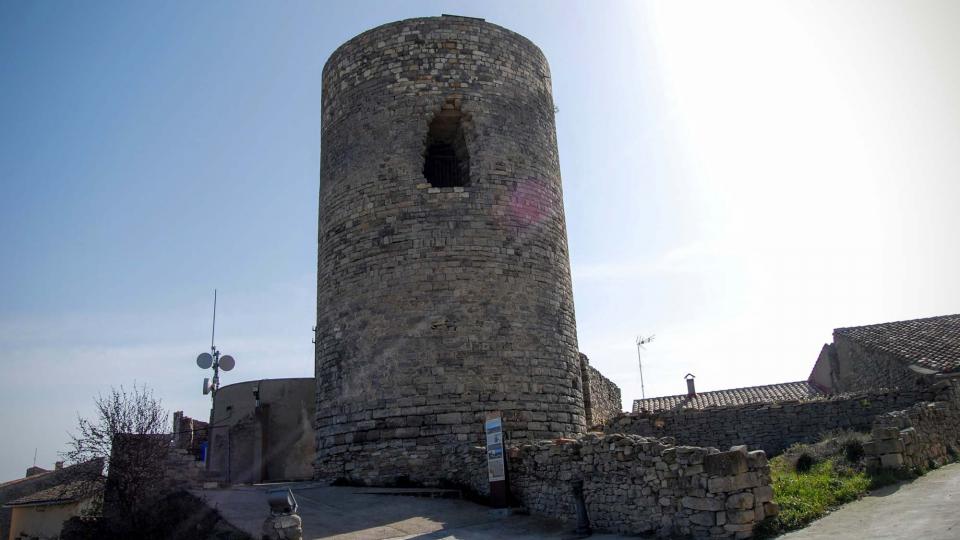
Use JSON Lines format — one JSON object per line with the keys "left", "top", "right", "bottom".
{"left": 198, "top": 483, "right": 632, "bottom": 539}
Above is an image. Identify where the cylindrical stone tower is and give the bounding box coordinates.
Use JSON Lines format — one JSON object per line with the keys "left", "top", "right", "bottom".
{"left": 315, "top": 15, "right": 584, "bottom": 484}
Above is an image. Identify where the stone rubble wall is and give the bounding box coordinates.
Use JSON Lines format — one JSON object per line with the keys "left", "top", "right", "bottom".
{"left": 442, "top": 434, "right": 776, "bottom": 539}
{"left": 580, "top": 354, "right": 623, "bottom": 428}
{"left": 609, "top": 390, "right": 926, "bottom": 457}
{"left": 172, "top": 411, "right": 208, "bottom": 455}
{"left": 866, "top": 380, "right": 960, "bottom": 470}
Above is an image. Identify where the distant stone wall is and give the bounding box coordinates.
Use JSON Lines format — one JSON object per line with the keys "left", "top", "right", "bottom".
{"left": 608, "top": 390, "right": 928, "bottom": 456}
{"left": 172, "top": 411, "right": 208, "bottom": 455}
{"left": 442, "top": 434, "right": 776, "bottom": 539}
{"left": 580, "top": 354, "right": 622, "bottom": 428}
{"left": 866, "top": 380, "right": 960, "bottom": 470}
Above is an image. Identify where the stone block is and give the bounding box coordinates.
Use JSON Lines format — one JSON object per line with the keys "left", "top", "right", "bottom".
{"left": 725, "top": 492, "right": 754, "bottom": 510}
{"left": 880, "top": 453, "right": 904, "bottom": 468}
{"left": 708, "top": 472, "right": 761, "bottom": 493}
{"left": 682, "top": 496, "right": 724, "bottom": 511}
{"left": 689, "top": 511, "right": 715, "bottom": 526}
{"left": 874, "top": 438, "right": 904, "bottom": 454}
{"left": 726, "top": 509, "right": 755, "bottom": 524}
{"left": 436, "top": 412, "right": 461, "bottom": 425}
{"left": 763, "top": 501, "right": 779, "bottom": 517}
{"left": 753, "top": 485, "right": 774, "bottom": 504}
{"left": 704, "top": 449, "right": 749, "bottom": 476}
{"left": 747, "top": 450, "right": 767, "bottom": 467}
{"left": 872, "top": 426, "right": 900, "bottom": 440}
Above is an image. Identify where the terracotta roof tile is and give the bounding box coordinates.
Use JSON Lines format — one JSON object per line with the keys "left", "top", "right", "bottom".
{"left": 4, "top": 478, "right": 104, "bottom": 507}
{"left": 835, "top": 314, "right": 960, "bottom": 374}
{"left": 632, "top": 381, "right": 824, "bottom": 413}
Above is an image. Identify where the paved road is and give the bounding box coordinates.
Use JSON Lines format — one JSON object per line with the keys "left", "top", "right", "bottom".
{"left": 780, "top": 462, "right": 960, "bottom": 540}
{"left": 199, "top": 483, "right": 630, "bottom": 539}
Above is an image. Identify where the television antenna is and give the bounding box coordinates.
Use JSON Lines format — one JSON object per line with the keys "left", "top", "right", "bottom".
{"left": 196, "top": 289, "right": 236, "bottom": 399}
{"left": 636, "top": 334, "right": 655, "bottom": 400}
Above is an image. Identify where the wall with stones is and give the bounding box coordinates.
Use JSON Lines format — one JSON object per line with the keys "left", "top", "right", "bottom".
{"left": 210, "top": 378, "right": 316, "bottom": 484}
{"left": 608, "top": 390, "right": 929, "bottom": 456}
{"left": 866, "top": 380, "right": 960, "bottom": 470}
{"left": 441, "top": 434, "right": 776, "bottom": 539}
{"left": 172, "top": 411, "right": 208, "bottom": 455}
{"left": 315, "top": 15, "right": 584, "bottom": 485}
{"left": 580, "top": 354, "right": 622, "bottom": 428}
{"left": 826, "top": 335, "right": 937, "bottom": 393}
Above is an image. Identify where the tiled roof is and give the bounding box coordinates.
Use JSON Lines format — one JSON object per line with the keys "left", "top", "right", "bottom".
{"left": 4, "top": 478, "right": 104, "bottom": 507}
{"left": 632, "top": 381, "right": 825, "bottom": 413}
{"left": 835, "top": 314, "right": 960, "bottom": 374}
{"left": 0, "top": 470, "right": 53, "bottom": 489}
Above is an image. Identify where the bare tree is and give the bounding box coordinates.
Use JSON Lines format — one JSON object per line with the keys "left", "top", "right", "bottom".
{"left": 63, "top": 384, "right": 171, "bottom": 534}
{"left": 64, "top": 384, "right": 169, "bottom": 466}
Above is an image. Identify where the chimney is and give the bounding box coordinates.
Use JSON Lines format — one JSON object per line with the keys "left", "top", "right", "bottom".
{"left": 55, "top": 461, "right": 63, "bottom": 470}
{"left": 684, "top": 373, "right": 696, "bottom": 396}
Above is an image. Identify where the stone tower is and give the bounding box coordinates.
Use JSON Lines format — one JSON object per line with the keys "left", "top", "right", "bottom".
{"left": 315, "top": 15, "right": 584, "bottom": 484}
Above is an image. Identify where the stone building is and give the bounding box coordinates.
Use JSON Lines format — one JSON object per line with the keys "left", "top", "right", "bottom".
{"left": 4, "top": 478, "right": 103, "bottom": 540}
{"left": 314, "top": 15, "right": 598, "bottom": 484}
{"left": 810, "top": 313, "right": 960, "bottom": 393}
{"left": 621, "top": 314, "right": 960, "bottom": 456}
{"left": 207, "top": 378, "right": 316, "bottom": 484}
{"left": 0, "top": 460, "right": 103, "bottom": 540}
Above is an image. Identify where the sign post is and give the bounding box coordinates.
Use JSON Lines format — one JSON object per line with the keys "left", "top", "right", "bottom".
{"left": 485, "top": 412, "right": 509, "bottom": 511}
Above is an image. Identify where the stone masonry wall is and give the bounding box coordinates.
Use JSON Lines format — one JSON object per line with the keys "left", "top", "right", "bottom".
{"left": 316, "top": 15, "right": 584, "bottom": 484}
{"left": 608, "top": 390, "right": 927, "bottom": 456}
{"left": 580, "top": 353, "right": 622, "bottom": 428}
{"left": 832, "top": 334, "right": 935, "bottom": 393}
{"left": 441, "top": 434, "right": 776, "bottom": 539}
{"left": 865, "top": 380, "right": 960, "bottom": 470}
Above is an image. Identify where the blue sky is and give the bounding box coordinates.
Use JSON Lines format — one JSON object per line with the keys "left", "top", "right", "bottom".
{"left": 2, "top": 0, "right": 958, "bottom": 482}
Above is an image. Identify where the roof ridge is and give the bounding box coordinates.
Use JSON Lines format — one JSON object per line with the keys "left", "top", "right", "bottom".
{"left": 632, "top": 380, "right": 812, "bottom": 404}
{"left": 834, "top": 313, "right": 960, "bottom": 333}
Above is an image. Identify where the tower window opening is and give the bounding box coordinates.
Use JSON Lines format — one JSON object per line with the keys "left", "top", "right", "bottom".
{"left": 423, "top": 104, "right": 469, "bottom": 187}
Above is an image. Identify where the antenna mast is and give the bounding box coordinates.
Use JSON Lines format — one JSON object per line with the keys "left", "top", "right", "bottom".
{"left": 211, "top": 289, "right": 217, "bottom": 352}
{"left": 636, "top": 334, "right": 655, "bottom": 400}
{"left": 195, "top": 289, "right": 236, "bottom": 400}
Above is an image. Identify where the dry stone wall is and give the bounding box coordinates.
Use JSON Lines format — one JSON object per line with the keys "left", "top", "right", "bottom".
{"left": 316, "top": 15, "right": 584, "bottom": 484}
{"left": 609, "top": 390, "right": 925, "bottom": 456}
{"left": 866, "top": 380, "right": 960, "bottom": 470}
{"left": 441, "top": 434, "right": 776, "bottom": 539}
{"left": 580, "top": 354, "right": 622, "bottom": 428}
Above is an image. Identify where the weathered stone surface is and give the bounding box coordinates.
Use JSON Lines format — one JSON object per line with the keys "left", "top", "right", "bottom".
{"left": 314, "top": 14, "right": 587, "bottom": 485}
{"left": 725, "top": 492, "right": 754, "bottom": 510}
{"left": 753, "top": 485, "right": 774, "bottom": 504}
{"left": 611, "top": 388, "right": 925, "bottom": 457}
{"left": 682, "top": 496, "right": 724, "bottom": 511}
{"left": 726, "top": 509, "right": 755, "bottom": 524}
{"left": 708, "top": 472, "right": 761, "bottom": 493}
{"left": 689, "top": 511, "right": 715, "bottom": 526}
{"left": 704, "top": 450, "right": 749, "bottom": 476}
{"left": 880, "top": 453, "right": 904, "bottom": 468}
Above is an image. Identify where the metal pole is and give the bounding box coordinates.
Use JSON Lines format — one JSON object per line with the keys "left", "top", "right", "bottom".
{"left": 636, "top": 338, "right": 646, "bottom": 400}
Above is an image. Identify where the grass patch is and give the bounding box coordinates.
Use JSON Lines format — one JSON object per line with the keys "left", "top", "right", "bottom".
{"left": 755, "top": 429, "right": 918, "bottom": 538}
{"left": 763, "top": 457, "right": 870, "bottom": 533}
